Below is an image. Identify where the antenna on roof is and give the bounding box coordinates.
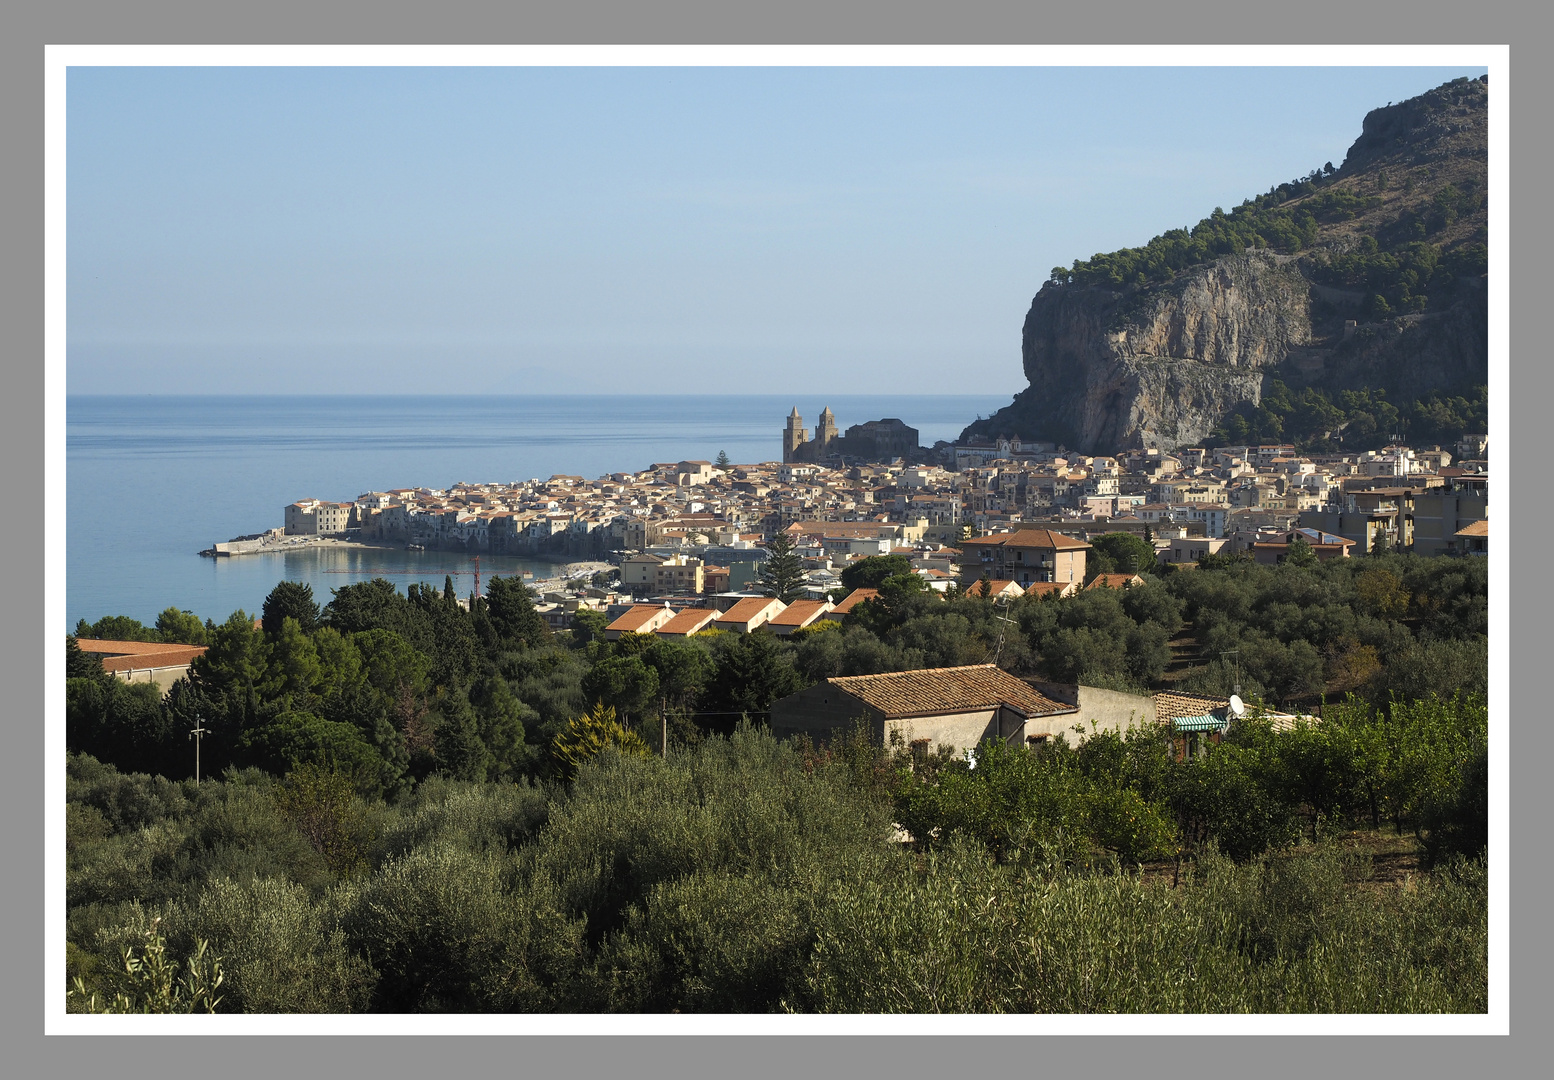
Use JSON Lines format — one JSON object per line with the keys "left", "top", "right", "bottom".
{"left": 1221, "top": 649, "right": 1242, "bottom": 698}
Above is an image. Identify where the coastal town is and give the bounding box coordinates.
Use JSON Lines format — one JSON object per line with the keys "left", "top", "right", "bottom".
{"left": 208, "top": 407, "right": 1489, "bottom": 635}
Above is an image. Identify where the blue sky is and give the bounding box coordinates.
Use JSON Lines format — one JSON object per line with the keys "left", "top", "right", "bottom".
{"left": 66, "top": 65, "right": 1487, "bottom": 396}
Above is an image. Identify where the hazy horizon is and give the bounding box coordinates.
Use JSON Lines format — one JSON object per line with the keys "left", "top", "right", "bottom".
{"left": 69, "top": 65, "right": 1486, "bottom": 398}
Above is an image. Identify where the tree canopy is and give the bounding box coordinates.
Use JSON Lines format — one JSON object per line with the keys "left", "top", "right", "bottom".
{"left": 757, "top": 532, "right": 806, "bottom": 604}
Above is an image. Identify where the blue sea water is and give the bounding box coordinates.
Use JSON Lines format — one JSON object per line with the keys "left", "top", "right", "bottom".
{"left": 65, "top": 394, "right": 1011, "bottom": 631}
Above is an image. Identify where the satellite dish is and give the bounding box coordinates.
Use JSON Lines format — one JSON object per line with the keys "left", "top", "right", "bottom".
{"left": 1229, "top": 694, "right": 1246, "bottom": 718}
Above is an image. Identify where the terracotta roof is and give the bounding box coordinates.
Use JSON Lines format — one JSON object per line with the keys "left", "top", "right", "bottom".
{"left": 768, "top": 599, "right": 833, "bottom": 627}
{"left": 716, "top": 597, "right": 785, "bottom": 624}
{"left": 1153, "top": 692, "right": 1230, "bottom": 724}
{"left": 606, "top": 605, "right": 673, "bottom": 633}
{"left": 826, "top": 665, "right": 1072, "bottom": 720}
{"left": 1021, "top": 581, "right": 1075, "bottom": 597}
{"left": 830, "top": 588, "right": 878, "bottom": 615}
{"left": 655, "top": 608, "right": 721, "bottom": 635}
{"left": 98, "top": 647, "right": 208, "bottom": 673}
{"left": 787, "top": 521, "right": 897, "bottom": 538}
{"left": 1086, "top": 573, "right": 1145, "bottom": 590}
{"left": 74, "top": 638, "right": 185, "bottom": 656}
{"left": 963, "top": 528, "right": 1091, "bottom": 551}
{"left": 1454, "top": 519, "right": 1489, "bottom": 537}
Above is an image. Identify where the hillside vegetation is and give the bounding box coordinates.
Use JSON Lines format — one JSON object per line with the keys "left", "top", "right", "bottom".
{"left": 66, "top": 550, "right": 1488, "bottom": 1013}
{"left": 964, "top": 76, "right": 1489, "bottom": 454}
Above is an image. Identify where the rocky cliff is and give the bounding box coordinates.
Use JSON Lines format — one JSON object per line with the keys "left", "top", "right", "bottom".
{"left": 962, "top": 76, "right": 1488, "bottom": 454}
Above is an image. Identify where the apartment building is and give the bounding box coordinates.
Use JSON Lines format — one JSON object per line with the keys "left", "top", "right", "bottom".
{"left": 284, "top": 499, "right": 354, "bottom": 536}
{"left": 957, "top": 528, "right": 1090, "bottom": 588}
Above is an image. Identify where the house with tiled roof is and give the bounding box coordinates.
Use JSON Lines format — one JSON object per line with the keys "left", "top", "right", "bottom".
{"left": 1020, "top": 580, "right": 1079, "bottom": 600}
{"left": 74, "top": 639, "right": 208, "bottom": 694}
{"left": 1086, "top": 573, "right": 1146, "bottom": 591}
{"left": 828, "top": 587, "right": 878, "bottom": 620}
{"left": 604, "top": 604, "right": 677, "bottom": 639}
{"left": 958, "top": 528, "right": 1090, "bottom": 589}
{"left": 1248, "top": 527, "right": 1355, "bottom": 565}
{"left": 766, "top": 599, "right": 835, "bottom": 636}
{"left": 1153, "top": 692, "right": 1232, "bottom": 760}
{"left": 654, "top": 607, "right": 721, "bottom": 637}
{"left": 770, "top": 663, "right": 1077, "bottom": 754}
{"left": 714, "top": 596, "right": 787, "bottom": 633}
{"left": 968, "top": 578, "right": 1025, "bottom": 600}
{"left": 1449, "top": 518, "right": 1488, "bottom": 556}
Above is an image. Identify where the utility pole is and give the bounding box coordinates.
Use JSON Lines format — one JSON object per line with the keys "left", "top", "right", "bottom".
{"left": 190, "top": 715, "right": 209, "bottom": 785}
{"left": 1220, "top": 650, "right": 1242, "bottom": 698}
{"left": 661, "top": 697, "right": 668, "bottom": 759}
{"left": 991, "top": 594, "right": 1018, "bottom": 665}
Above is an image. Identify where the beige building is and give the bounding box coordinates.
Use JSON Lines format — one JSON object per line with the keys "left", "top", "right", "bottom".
{"left": 769, "top": 664, "right": 1077, "bottom": 754}
{"left": 74, "top": 640, "right": 209, "bottom": 695}
{"left": 652, "top": 554, "right": 706, "bottom": 594}
{"left": 714, "top": 596, "right": 787, "bottom": 633}
{"left": 958, "top": 528, "right": 1090, "bottom": 589}
{"left": 654, "top": 608, "right": 722, "bottom": 636}
{"left": 1163, "top": 536, "right": 1228, "bottom": 565}
{"left": 603, "top": 604, "right": 677, "bottom": 639}
{"left": 766, "top": 599, "right": 836, "bottom": 635}
{"left": 284, "top": 499, "right": 353, "bottom": 535}
{"left": 1410, "top": 483, "right": 1489, "bottom": 558}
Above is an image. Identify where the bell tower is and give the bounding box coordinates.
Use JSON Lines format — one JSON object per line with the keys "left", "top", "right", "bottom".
{"left": 815, "top": 407, "right": 839, "bottom": 456}
{"left": 783, "top": 408, "right": 808, "bottom": 463}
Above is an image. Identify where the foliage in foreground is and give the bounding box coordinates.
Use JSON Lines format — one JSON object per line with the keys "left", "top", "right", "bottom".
{"left": 66, "top": 716, "right": 1487, "bottom": 1014}
{"left": 801, "top": 841, "right": 1486, "bottom": 1013}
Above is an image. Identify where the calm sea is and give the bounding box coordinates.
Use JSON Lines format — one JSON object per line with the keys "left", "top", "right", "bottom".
{"left": 65, "top": 394, "right": 1011, "bottom": 631}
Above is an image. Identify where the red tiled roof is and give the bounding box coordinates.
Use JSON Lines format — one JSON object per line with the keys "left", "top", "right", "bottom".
{"left": 74, "top": 639, "right": 184, "bottom": 656}
{"left": 830, "top": 588, "right": 878, "bottom": 615}
{"left": 716, "top": 597, "right": 785, "bottom": 624}
{"left": 98, "top": 648, "right": 207, "bottom": 673}
{"left": 827, "top": 664, "right": 1073, "bottom": 720}
{"left": 768, "top": 600, "right": 833, "bottom": 627}
{"left": 1153, "top": 692, "right": 1229, "bottom": 723}
{"left": 1454, "top": 519, "right": 1489, "bottom": 538}
{"left": 655, "top": 608, "right": 720, "bottom": 635}
{"left": 1086, "top": 573, "right": 1145, "bottom": 590}
{"left": 962, "top": 528, "right": 1090, "bottom": 551}
{"left": 606, "top": 605, "right": 672, "bottom": 633}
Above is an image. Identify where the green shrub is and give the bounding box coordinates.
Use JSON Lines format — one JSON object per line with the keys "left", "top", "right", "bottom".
{"left": 178, "top": 876, "right": 372, "bottom": 1012}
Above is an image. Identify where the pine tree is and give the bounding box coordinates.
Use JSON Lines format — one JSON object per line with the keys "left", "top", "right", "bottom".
{"left": 757, "top": 531, "right": 806, "bottom": 604}
{"left": 484, "top": 575, "right": 551, "bottom": 649}
{"left": 715, "top": 450, "right": 731, "bottom": 468}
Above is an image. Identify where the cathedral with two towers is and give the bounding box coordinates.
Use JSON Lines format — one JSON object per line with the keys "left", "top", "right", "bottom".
{"left": 782, "top": 407, "right": 922, "bottom": 464}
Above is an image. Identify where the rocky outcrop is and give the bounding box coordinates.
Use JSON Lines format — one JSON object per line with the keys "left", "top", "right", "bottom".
{"left": 984, "top": 252, "right": 1311, "bottom": 452}
{"left": 962, "top": 77, "right": 1489, "bottom": 455}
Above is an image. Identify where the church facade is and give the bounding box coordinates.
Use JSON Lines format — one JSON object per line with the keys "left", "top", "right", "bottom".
{"left": 782, "top": 407, "right": 921, "bottom": 464}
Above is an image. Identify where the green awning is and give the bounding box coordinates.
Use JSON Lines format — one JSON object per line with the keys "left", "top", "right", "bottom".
{"left": 1172, "top": 714, "right": 1227, "bottom": 733}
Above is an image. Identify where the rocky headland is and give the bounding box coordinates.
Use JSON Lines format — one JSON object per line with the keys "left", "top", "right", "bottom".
{"left": 963, "top": 76, "right": 1489, "bottom": 453}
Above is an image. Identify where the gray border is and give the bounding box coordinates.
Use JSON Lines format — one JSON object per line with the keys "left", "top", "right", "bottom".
{"left": 12, "top": 0, "right": 1540, "bottom": 1075}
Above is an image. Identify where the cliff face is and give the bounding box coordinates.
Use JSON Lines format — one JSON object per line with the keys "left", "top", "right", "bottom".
{"left": 1001, "top": 252, "right": 1310, "bottom": 451}
{"left": 963, "top": 76, "right": 1488, "bottom": 454}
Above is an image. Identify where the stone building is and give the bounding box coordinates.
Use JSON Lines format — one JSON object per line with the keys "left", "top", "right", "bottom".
{"left": 769, "top": 664, "right": 1076, "bottom": 753}
{"left": 782, "top": 407, "right": 920, "bottom": 464}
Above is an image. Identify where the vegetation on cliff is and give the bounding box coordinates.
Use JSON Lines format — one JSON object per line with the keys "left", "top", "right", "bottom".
{"left": 1049, "top": 77, "right": 1487, "bottom": 314}
{"left": 966, "top": 75, "right": 1489, "bottom": 453}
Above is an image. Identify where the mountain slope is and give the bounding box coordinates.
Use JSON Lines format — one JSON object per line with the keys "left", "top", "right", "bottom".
{"left": 962, "top": 75, "right": 1488, "bottom": 454}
